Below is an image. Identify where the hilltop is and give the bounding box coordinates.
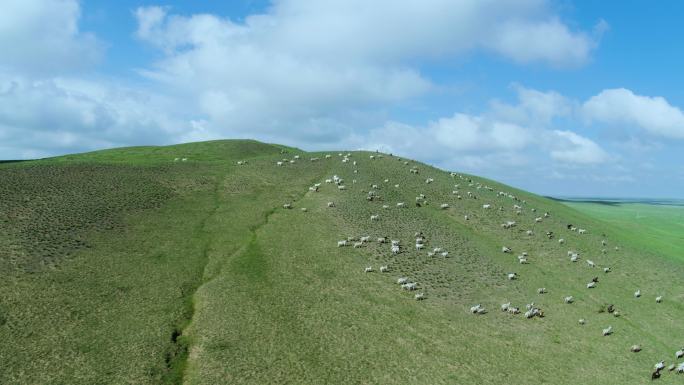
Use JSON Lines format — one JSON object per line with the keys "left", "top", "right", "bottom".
{"left": 1, "top": 140, "right": 683, "bottom": 384}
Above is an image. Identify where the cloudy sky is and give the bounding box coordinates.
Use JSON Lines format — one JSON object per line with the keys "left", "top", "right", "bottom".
{"left": 2, "top": 0, "right": 684, "bottom": 198}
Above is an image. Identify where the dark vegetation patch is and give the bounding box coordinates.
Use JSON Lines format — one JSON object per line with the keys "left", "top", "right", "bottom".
{"left": 0, "top": 163, "right": 176, "bottom": 273}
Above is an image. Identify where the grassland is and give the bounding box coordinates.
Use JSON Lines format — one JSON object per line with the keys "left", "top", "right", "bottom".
{"left": 563, "top": 200, "right": 684, "bottom": 263}
{"left": 1, "top": 140, "right": 684, "bottom": 384}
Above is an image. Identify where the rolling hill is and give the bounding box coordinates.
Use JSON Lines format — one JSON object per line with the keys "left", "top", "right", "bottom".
{"left": 1, "top": 139, "right": 683, "bottom": 384}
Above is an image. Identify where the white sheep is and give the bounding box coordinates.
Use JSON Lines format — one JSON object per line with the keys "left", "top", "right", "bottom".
{"left": 519, "top": 258, "right": 528, "bottom": 264}
{"left": 587, "top": 260, "right": 596, "bottom": 268}
{"left": 441, "top": 251, "right": 449, "bottom": 257}
{"left": 634, "top": 289, "right": 641, "bottom": 298}
{"left": 440, "top": 203, "right": 450, "bottom": 209}
{"left": 526, "top": 230, "right": 533, "bottom": 236}
{"left": 360, "top": 236, "right": 370, "bottom": 243}
{"left": 655, "top": 295, "right": 663, "bottom": 303}
{"left": 370, "top": 215, "right": 379, "bottom": 221}
{"left": 416, "top": 243, "right": 425, "bottom": 250}
{"left": 502, "top": 246, "right": 511, "bottom": 253}
{"left": 364, "top": 266, "right": 373, "bottom": 273}
{"left": 578, "top": 229, "right": 587, "bottom": 234}
{"left": 535, "top": 217, "right": 543, "bottom": 223}
{"left": 464, "top": 215, "right": 469, "bottom": 220}
{"left": 391, "top": 245, "right": 400, "bottom": 254}
{"left": 382, "top": 204, "right": 389, "bottom": 209}
{"left": 337, "top": 240, "right": 347, "bottom": 247}
{"left": 353, "top": 242, "right": 363, "bottom": 248}
{"left": 587, "top": 282, "right": 596, "bottom": 289}
{"left": 327, "top": 202, "right": 335, "bottom": 207}
{"left": 380, "top": 265, "right": 389, "bottom": 273}
{"left": 676, "top": 349, "right": 684, "bottom": 359}
{"left": 537, "top": 288, "right": 547, "bottom": 294}
{"left": 301, "top": 207, "right": 307, "bottom": 212}
{"left": 602, "top": 326, "right": 613, "bottom": 336}
{"left": 676, "top": 362, "right": 684, "bottom": 373}
{"left": 415, "top": 292, "right": 426, "bottom": 300}
{"left": 558, "top": 238, "right": 565, "bottom": 244}
{"left": 655, "top": 361, "right": 665, "bottom": 371}
{"left": 579, "top": 318, "right": 586, "bottom": 325}
{"left": 397, "top": 202, "right": 406, "bottom": 208}
{"left": 564, "top": 296, "right": 574, "bottom": 304}
{"left": 603, "top": 267, "right": 611, "bottom": 273}
{"left": 482, "top": 204, "right": 491, "bottom": 209}
{"left": 507, "top": 273, "right": 517, "bottom": 280}
{"left": 501, "top": 302, "right": 511, "bottom": 311}
{"left": 377, "top": 237, "right": 387, "bottom": 243}
{"left": 397, "top": 277, "right": 408, "bottom": 284}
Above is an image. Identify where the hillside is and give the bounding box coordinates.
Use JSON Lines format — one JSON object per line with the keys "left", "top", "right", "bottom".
{"left": 1, "top": 140, "right": 684, "bottom": 384}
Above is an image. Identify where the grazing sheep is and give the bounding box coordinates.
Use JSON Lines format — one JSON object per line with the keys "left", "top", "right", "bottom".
{"left": 676, "top": 349, "right": 684, "bottom": 359}
{"left": 502, "top": 246, "right": 512, "bottom": 253}
{"left": 391, "top": 245, "right": 400, "bottom": 254}
{"left": 403, "top": 282, "right": 418, "bottom": 291}
{"left": 415, "top": 292, "right": 426, "bottom": 300}
{"left": 482, "top": 204, "right": 491, "bottom": 209}
{"left": 364, "top": 267, "right": 373, "bottom": 273}
{"left": 338, "top": 185, "right": 346, "bottom": 190}
{"left": 656, "top": 296, "right": 663, "bottom": 303}
{"left": 360, "top": 236, "right": 371, "bottom": 243}
{"left": 397, "top": 202, "right": 406, "bottom": 208}
{"left": 676, "top": 362, "right": 684, "bottom": 373}
{"left": 570, "top": 255, "right": 579, "bottom": 263}
{"left": 587, "top": 260, "right": 596, "bottom": 268}
{"left": 578, "top": 229, "right": 587, "bottom": 234}
{"left": 440, "top": 203, "right": 450, "bottom": 209}
{"left": 427, "top": 251, "right": 435, "bottom": 257}
{"left": 634, "top": 290, "right": 641, "bottom": 298}
{"left": 519, "top": 258, "right": 528, "bottom": 264}
{"left": 501, "top": 302, "right": 511, "bottom": 311}
{"left": 602, "top": 326, "right": 613, "bottom": 336}
{"left": 587, "top": 282, "right": 596, "bottom": 289}
{"left": 301, "top": 208, "right": 308, "bottom": 212}
{"left": 507, "top": 273, "right": 517, "bottom": 280}
{"left": 416, "top": 243, "right": 425, "bottom": 250}
{"left": 327, "top": 202, "right": 335, "bottom": 208}
{"left": 353, "top": 242, "right": 363, "bottom": 248}
{"left": 470, "top": 304, "right": 486, "bottom": 314}
{"left": 579, "top": 318, "right": 586, "bottom": 325}
{"left": 564, "top": 296, "right": 574, "bottom": 304}
{"left": 283, "top": 203, "right": 292, "bottom": 209}
{"left": 380, "top": 265, "right": 389, "bottom": 273}
{"left": 441, "top": 251, "right": 449, "bottom": 257}
{"left": 508, "top": 306, "right": 520, "bottom": 314}
{"left": 603, "top": 267, "right": 611, "bottom": 273}
{"left": 382, "top": 204, "right": 389, "bottom": 209}
{"left": 558, "top": 238, "right": 565, "bottom": 244}
{"left": 464, "top": 215, "right": 469, "bottom": 220}
{"left": 537, "top": 288, "right": 547, "bottom": 294}
{"left": 631, "top": 345, "right": 642, "bottom": 352}
{"left": 655, "top": 361, "right": 666, "bottom": 371}
{"left": 337, "top": 240, "right": 347, "bottom": 247}
{"left": 397, "top": 277, "right": 409, "bottom": 284}
{"left": 377, "top": 237, "right": 387, "bottom": 243}
{"left": 526, "top": 230, "right": 533, "bottom": 236}
{"left": 370, "top": 215, "right": 379, "bottom": 221}
{"left": 277, "top": 161, "right": 283, "bottom": 166}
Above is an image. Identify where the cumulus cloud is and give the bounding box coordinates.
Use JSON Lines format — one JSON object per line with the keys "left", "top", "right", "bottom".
{"left": 550, "top": 130, "right": 609, "bottom": 165}
{"left": 582, "top": 88, "right": 684, "bottom": 138}
{"left": 0, "top": 0, "right": 102, "bottom": 74}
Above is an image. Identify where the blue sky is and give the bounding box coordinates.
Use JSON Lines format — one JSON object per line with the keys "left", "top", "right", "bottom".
{"left": 2, "top": 0, "right": 684, "bottom": 198}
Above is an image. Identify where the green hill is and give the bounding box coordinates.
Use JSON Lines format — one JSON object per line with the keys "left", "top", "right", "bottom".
{"left": 1, "top": 140, "right": 683, "bottom": 384}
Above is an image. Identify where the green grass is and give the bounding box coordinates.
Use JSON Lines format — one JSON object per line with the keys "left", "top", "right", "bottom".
{"left": 563, "top": 201, "right": 684, "bottom": 263}
{"left": 1, "top": 140, "right": 684, "bottom": 384}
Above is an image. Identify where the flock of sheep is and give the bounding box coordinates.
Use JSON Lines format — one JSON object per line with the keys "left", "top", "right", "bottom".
{"left": 271, "top": 150, "right": 683, "bottom": 380}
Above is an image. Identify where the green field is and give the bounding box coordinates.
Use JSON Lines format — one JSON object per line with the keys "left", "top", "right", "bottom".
{"left": 2, "top": 140, "right": 684, "bottom": 384}
{"left": 563, "top": 201, "right": 684, "bottom": 263}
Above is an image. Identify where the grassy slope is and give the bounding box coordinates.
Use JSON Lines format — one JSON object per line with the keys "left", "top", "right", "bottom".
{"left": 564, "top": 202, "right": 684, "bottom": 263}
{"left": 2, "top": 140, "right": 684, "bottom": 384}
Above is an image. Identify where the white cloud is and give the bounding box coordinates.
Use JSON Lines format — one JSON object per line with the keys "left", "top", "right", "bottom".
{"left": 0, "top": 0, "right": 102, "bottom": 74}
{"left": 490, "top": 84, "right": 574, "bottom": 125}
{"left": 582, "top": 88, "right": 684, "bottom": 138}
{"left": 550, "top": 130, "right": 609, "bottom": 165}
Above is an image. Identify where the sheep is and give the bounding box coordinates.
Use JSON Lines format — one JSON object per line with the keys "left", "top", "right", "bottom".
{"left": 391, "top": 240, "right": 400, "bottom": 246}
{"left": 676, "top": 349, "right": 684, "bottom": 359}
{"left": 427, "top": 251, "right": 435, "bottom": 257}
{"left": 301, "top": 208, "right": 308, "bottom": 212}
{"left": 507, "top": 306, "right": 520, "bottom": 314}
{"left": 579, "top": 318, "right": 586, "bottom": 325}
{"left": 535, "top": 217, "right": 543, "bottom": 223}
{"left": 440, "top": 203, "right": 450, "bottom": 209}
{"left": 397, "top": 202, "right": 406, "bottom": 208}
{"left": 564, "top": 296, "right": 574, "bottom": 304}
{"left": 325, "top": 154, "right": 332, "bottom": 159}
{"left": 470, "top": 304, "right": 485, "bottom": 314}
{"left": 558, "top": 238, "right": 565, "bottom": 244}
{"left": 425, "top": 178, "right": 434, "bottom": 184}
{"left": 416, "top": 243, "right": 425, "bottom": 250}
{"left": 656, "top": 296, "right": 663, "bottom": 303}
{"left": 441, "top": 251, "right": 449, "bottom": 257}
{"left": 601, "top": 240, "right": 607, "bottom": 246}
{"left": 501, "top": 302, "right": 511, "bottom": 311}
{"left": 526, "top": 230, "right": 533, "bottom": 236}
{"left": 337, "top": 240, "right": 347, "bottom": 247}
{"left": 377, "top": 237, "right": 387, "bottom": 243}
{"left": 502, "top": 246, "right": 512, "bottom": 253}
{"left": 391, "top": 245, "right": 400, "bottom": 254}
{"left": 677, "top": 362, "right": 684, "bottom": 373}
{"left": 464, "top": 215, "right": 469, "bottom": 220}
{"left": 370, "top": 214, "right": 380, "bottom": 221}
{"left": 397, "top": 277, "right": 409, "bottom": 284}
{"left": 382, "top": 204, "right": 389, "bottom": 209}
{"left": 415, "top": 292, "right": 426, "bottom": 300}
{"left": 338, "top": 185, "right": 346, "bottom": 190}
{"left": 380, "top": 265, "right": 389, "bottom": 273}
{"left": 403, "top": 282, "right": 418, "bottom": 291}
{"left": 507, "top": 273, "right": 517, "bottom": 280}
{"left": 570, "top": 255, "right": 579, "bottom": 263}
{"left": 181, "top": 158, "right": 188, "bottom": 162}
{"left": 537, "top": 288, "right": 547, "bottom": 294}
{"left": 325, "top": 179, "right": 333, "bottom": 183}
{"left": 353, "top": 242, "right": 363, "bottom": 248}
{"left": 630, "top": 345, "right": 642, "bottom": 352}
{"left": 174, "top": 158, "right": 179, "bottom": 162}
{"left": 482, "top": 204, "right": 491, "bottom": 209}
{"left": 578, "top": 229, "right": 587, "bottom": 234}
{"left": 602, "top": 326, "right": 613, "bottom": 336}
{"left": 524, "top": 308, "right": 542, "bottom": 318}
{"left": 655, "top": 361, "right": 666, "bottom": 371}
{"left": 360, "top": 236, "right": 371, "bottom": 243}
{"left": 587, "top": 282, "right": 596, "bottom": 289}
{"left": 519, "top": 258, "right": 528, "bottom": 264}
{"left": 364, "top": 266, "right": 373, "bottom": 273}
{"left": 634, "top": 289, "right": 641, "bottom": 298}
{"left": 433, "top": 247, "right": 443, "bottom": 253}
{"left": 277, "top": 161, "right": 283, "bottom": 166}
{"left": 587, "top": 260, "right": 596, "bottom": 268}
{"left": 327, "top": 202, "right": 335, "bottom": 208}
{"left": 603, "top": 267, "right": 611, "bottom": 273}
